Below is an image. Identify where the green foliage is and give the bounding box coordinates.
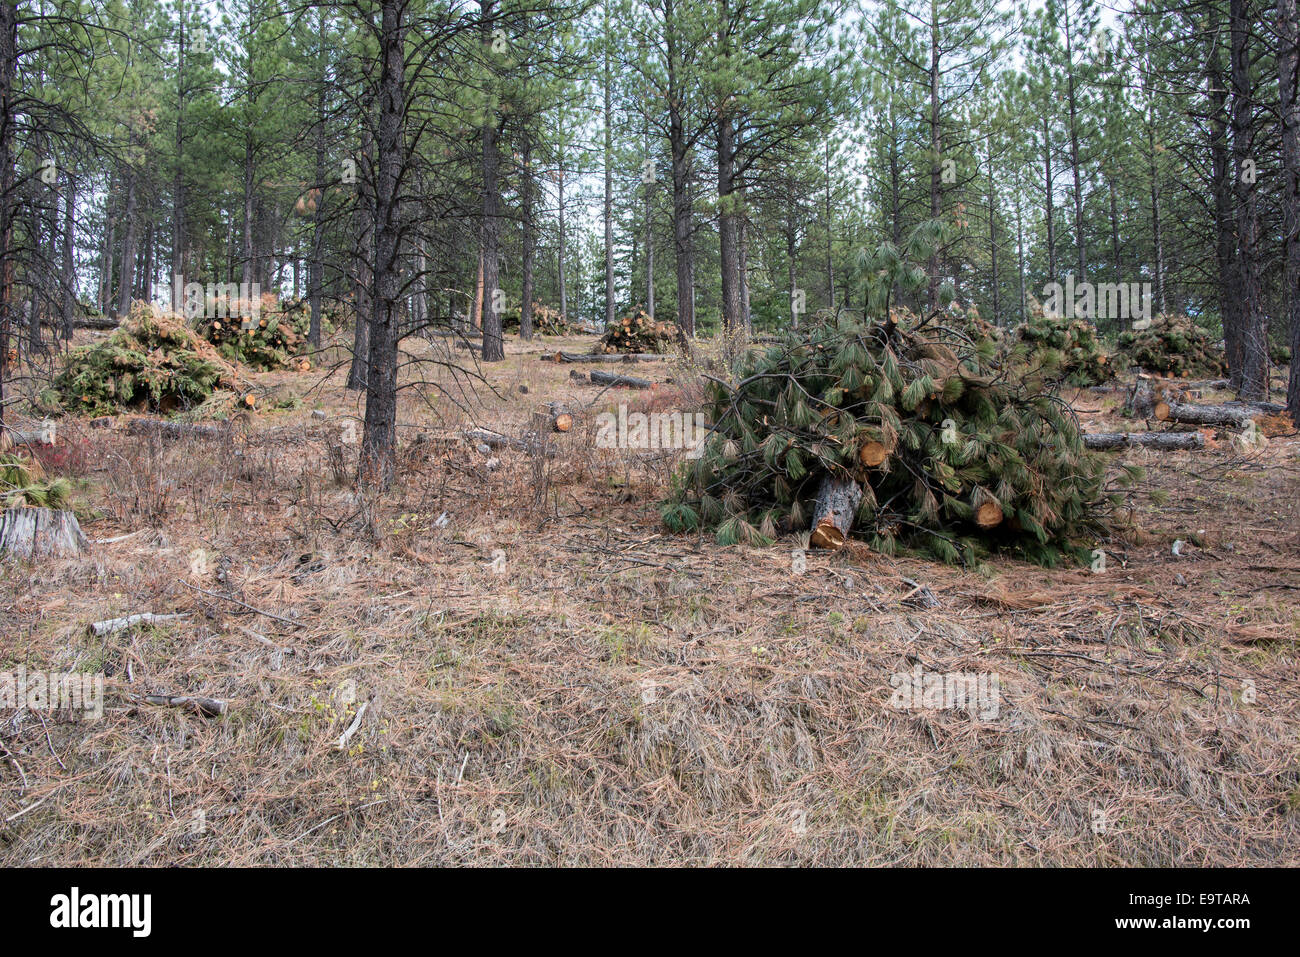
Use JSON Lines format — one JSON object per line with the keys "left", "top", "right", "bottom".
{"left": 0, "top": 454, "right": 72, "bottom": 509}
{"left": 1016, "top": 313, "right": 1115, "bottom": 386}
{"left": 54, "top": 307, "right": 239, "bottom": 417}
{"left": 1116, "top": 314, "right": 1227, "bottom": 378}
{"left": 664, "top": 308, "right": 1134, "bottom": 566}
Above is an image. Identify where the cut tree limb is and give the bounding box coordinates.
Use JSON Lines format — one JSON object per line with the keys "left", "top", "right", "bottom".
{"left": 137, "top": 693, "right": 227, "bottom": 717}
{"left": 809, "top": 475, "right": 863, "bottom": 549}
{"left": 0, "top": 507, "right": 88, "bottom": 559}
{"left": 547, "top": 351, "right": 665, "bottom": 364}
{"left": 90, "top": 612, "right": 189, "bottom": 637}
{"left": 1153, "top": 402, "right": 1256, "bottom": 428}
{"left": 589, "top": 370, "right": 653, "bottom": 389}
{"left": 1083, "top": 431, "right": 1205, "bottom": 450}
{"left": 126, "top": 417, "right": 226, "bottom": 441}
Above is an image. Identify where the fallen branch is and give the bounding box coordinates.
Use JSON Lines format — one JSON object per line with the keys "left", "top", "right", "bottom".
{"left": 547, "top": 351, "right": 665, "bottom": 364}
{"left": 126, "top": 417, "right": 227, "bottom": 441}
{"left": 338, "top": 700, "right": 369, "bottom": 751}
{"left": 589, "top": 369, "right": 654, "bottom": 389}
{"left": 176, "top": 578, "right": 304, "bottom": 627}
{"left": 89, "top": 612, "right": 189, "bottom": 637}
{"left": 136, "top": 693, "right": 227, "bottom": 717}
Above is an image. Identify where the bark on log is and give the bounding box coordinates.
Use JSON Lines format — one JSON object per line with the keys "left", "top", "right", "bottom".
{"left": 74, "top": 314, "right": 119, "bottom": 330}
{"left": 589, "top": 370, "right": 653, "bottom": 389}
{"left": 0, "top": 507, "right": 88, "bottom": 559}
{"left": 809, "top": 474, "right": 863, "bottom": 549}
{"left": 1083, "top": 431, "right": 1206, "bottom": 450}
{"left": 89, "top": 612, "right": 189, "bottom": 637}
{"left": 547, "top": 351, "right": 665, "bottom": 364}
{"left": 126, "top": 418, "right": 227, "bottom": 441}
{"left": 1155, "top": 401, "right": 1256, "bottom": 428}
{"left": 138, "top": 694, "right": 227, "bottom": 717}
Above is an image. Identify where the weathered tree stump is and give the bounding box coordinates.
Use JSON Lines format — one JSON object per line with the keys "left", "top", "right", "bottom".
{"left": 809, "top": 475, "right": 863, "bottom": 549}
{"left": 0, "top": 507, "right": 88, "bottom": 559}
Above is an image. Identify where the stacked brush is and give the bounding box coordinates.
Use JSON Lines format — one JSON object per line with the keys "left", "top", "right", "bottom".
{"left": 55, "top": 305, "right": 241, "bottom": 416}
{"left": 663, "top": 309, "right": 1136, "bottom": 567}
{"left": 1116, "top": 314, "right": 1227, "bottom": 378}
{"left": 596, "top": 308, "right": 678, "bottom": 354}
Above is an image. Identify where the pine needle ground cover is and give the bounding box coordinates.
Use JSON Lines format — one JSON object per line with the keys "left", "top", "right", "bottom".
{"left": 596, "top": 307, "right": 679, "bottom": 354}
{"left": 664, "top": 311, "right": 1136, "bottom": 566}
{"left": 54, "top": 306, "right": 241, "bottom": 416}
{"left": 1116, "top": 314, "right": 1227, "bottom": 378}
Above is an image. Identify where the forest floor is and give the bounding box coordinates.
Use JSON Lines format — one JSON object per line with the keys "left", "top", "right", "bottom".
{"left": 1, "top": 329, "right": 1298, "bottom": 865}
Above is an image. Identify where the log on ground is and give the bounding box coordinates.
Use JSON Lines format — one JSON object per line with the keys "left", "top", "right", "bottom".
{"left": 589, "top": 370, "right": 654, "bottom": 389}
{"left": 1083, "top": 431, "right": 1206, "bottom": 450}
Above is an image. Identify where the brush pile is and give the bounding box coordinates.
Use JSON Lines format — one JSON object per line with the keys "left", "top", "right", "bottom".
{"left": 1014, "top": 312, "right": 1113, "bottom": 385}
{"left": 503, "top": 302, "right": 571, "bottom": 336}
{"left": 1116, "top": 314, "right": 1226, "bottom": 378}
{"left": 596, "top": 308, "right": 678, "bottom": 354}
{"left": 663, "top": 311, "right": 1134, "bottom": 566}
{"left": 55, "top": 306, "right": 241, "bottom": 416}
{"left": 195, "top": 297, "right": 308, "bottom": 372}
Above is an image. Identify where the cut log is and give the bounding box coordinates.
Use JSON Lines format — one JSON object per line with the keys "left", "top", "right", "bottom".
{"left": 975, "top": 501, "right": 1004, "bottom": 528}
{"left": 0, "top": 507, "right": 88, "bottom": 559}
{"left": 463, "top": 428, "right": 557, "bottom": 457}
{"left": 809, "top": 474, "right": 863, "bottom": 549}
{"left": 74, "top": 314, "right": 119, "bottom": 330}
{"left": 1155, "top": 401, "right": 1255, "bottom": 428}
{"left": 1083, "top": 431, "right": 1205, "bottom": 450}
{"left": 545, "top": 403, "right": 574, "bottom": 433}
{"left": 589, "top": 370, "right": 653, "bottom": 389}
{"left": 858, "top": 440, "right": 888, "bottom": 468}
{"left": 126, "top": 418, "right": 226, "bottom": 441}
{"left": 547, "top": 351, "right": 665, "bottom": 364}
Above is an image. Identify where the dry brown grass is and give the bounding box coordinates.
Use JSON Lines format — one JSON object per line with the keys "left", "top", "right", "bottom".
{"left": 0, "top": 331, "right": 1297, "bottom": 865}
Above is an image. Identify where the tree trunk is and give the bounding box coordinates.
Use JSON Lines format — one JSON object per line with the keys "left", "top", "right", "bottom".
{"left": 117, "top": 159, "right": 139, "bottom": 317}
{"left": 1230, "top": 0, "right": 1268, "bottom": 401}
{"left": 520, "top": 132, "right": 536, "bottom": 341}
{"left": 1281, "top": 0, "right": 1300, "bottom": 424}
{"left": 61, "top": 174, "right": 76, "bottom": 339}
{"left": 359, "top": 0, "right": 406, "bottom": 489}
{"left": 602, "top": 8, "right": 615, "bottom": 332}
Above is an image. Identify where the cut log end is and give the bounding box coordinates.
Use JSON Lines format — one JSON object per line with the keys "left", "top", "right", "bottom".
{"left": 975, "top": 502, "right": 1004, "bottom": 528}
{"left": 553, "top": 413, "right": 573, "bottom": 433}
{"left": 809, "top": 474, "right": 864, "bottom": 550}
{"left": 1153, "top": 400, "right": 1171, "bottom": 421}
{"left": 858, "top": 441, "right": 888, "bottom": 468}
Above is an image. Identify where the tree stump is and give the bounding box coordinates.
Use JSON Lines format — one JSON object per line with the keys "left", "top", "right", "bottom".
{"left": 809, "top": 475, "right": 863, "bottom": 549}
{"left": 0, "top": 507, "right": 88, "bottom": 559}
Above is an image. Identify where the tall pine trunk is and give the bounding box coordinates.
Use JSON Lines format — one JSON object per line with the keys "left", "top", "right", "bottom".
{"left": 360, "top": 0, "right": 406, "bottom": 489}
{"left": 1281, "top": 0, "right": 1300, "bottom": 422}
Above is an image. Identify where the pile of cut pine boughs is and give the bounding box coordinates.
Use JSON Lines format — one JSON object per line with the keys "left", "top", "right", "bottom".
{"left": 55, "top": 306, "right": 241, "bottom": 416}
{"left": 1014, "top": 311, "right": 1114, "bottom": 385}
{"left": 663, "top": 309, "right": 1135, "bottom": 566}
{"left": 195, "top": 301, "right": 307, "bottom": 372}
{"left": 596, "top": 308, "right": 678, "bottom": 354}
{"left": 1116, "top": 314, "right": 1226, "bottom": 378}
{"left": 504, "top": 302, "right": 571, "bottom": 336}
